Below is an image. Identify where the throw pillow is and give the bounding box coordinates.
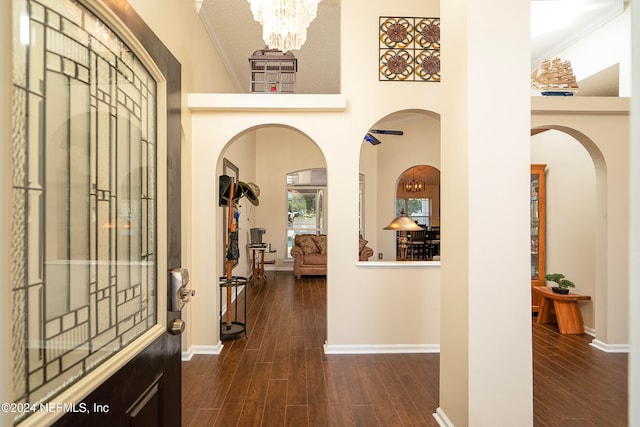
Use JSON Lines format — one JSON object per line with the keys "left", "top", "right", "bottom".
{"left": 297, "top": 235, "right": 319, "bottom": 254}
{"left": 312, "top": 235, "right": 327, "bottom": 254}
{"left": 359, "top": 237, "right": 368, "bottom": 252}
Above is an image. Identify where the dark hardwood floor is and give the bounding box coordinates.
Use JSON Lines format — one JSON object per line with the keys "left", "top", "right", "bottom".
{"left": 182, "top": 272, "right": 627, "bottom": 426}
{"left": 533, "top": 321, "right": 628, "bottom": 426}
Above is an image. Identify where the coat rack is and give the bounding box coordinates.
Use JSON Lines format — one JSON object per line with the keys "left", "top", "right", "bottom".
{"left": 219, "top": 180, "right": 248, "bottom": 339}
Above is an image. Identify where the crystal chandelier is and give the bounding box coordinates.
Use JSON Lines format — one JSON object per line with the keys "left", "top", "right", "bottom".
{"left": 248, "top": 0, "right": 321, "bottom": 52}
{"left": 404, "top": 167, "right": 424, "bottom": 193}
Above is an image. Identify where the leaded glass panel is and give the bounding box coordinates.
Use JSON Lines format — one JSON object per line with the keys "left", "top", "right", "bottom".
{"left": 11, "top": 0, "right": 158, "bottom": 423}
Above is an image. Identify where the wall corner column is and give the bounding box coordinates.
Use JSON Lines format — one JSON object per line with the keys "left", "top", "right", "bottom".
{"left": 438, "top": 1, "right": 533, "bottom": 425}
{"left": 629, "top": 0, "right": 640, "bottom": 424}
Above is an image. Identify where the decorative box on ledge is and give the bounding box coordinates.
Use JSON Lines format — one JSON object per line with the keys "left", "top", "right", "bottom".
{"left": 249, "top": 48, "right": 297, "bottom": 93}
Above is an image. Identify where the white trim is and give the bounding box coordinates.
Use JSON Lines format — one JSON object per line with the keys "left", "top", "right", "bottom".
{"left": 356, "top": 260, "right": 441, "bottom": 268}
{"left": 323, "top": 343, "right": 440, "bottom": 354}
{"left": 187, "top": 93, "right": 347, "bottom": 112}
{"left": 583, "top": 326, "right": 596, "bottom": 337}
{"left": 182, "top": 343, "right": 224, "bottom": 361}
{"left": 265, "top": 265, "right": 293, "bottom": 272}
{"left": 433, "top": 407, "right": 455, "bottom": 427}
{"left": 590, "top": 339, "right": 630, "bottom": 353}
{"left": 181, "top": 346, "right": 196, "bottom": 361}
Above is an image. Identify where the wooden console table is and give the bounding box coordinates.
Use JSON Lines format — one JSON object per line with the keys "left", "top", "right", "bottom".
{"left": 533, "top": 286, "right": 591, "bottom": 334}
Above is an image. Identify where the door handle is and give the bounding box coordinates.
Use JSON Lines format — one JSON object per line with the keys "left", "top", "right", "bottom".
{"left": 169, "top": 318, "right": 185, "bottom": 335}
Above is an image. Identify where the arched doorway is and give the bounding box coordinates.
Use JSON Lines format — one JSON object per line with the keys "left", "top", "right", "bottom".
{"left": 216, "top": 125, "right": 327, "bottom": 276}
{"left": 531, "top": 126, "right": 606, "bottom": 336}
{"left": 394, "top": 165, "right": 441, "bottom": 260}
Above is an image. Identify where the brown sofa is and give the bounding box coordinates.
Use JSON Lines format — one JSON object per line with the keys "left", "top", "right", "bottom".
{"left": 291, "top": 234, "right": 373, "bottom": 278}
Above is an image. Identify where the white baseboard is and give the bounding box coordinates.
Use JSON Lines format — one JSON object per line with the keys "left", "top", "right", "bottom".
{"left": 590, "top": 339, "right": 630, "bottom": 353}
{"left": 323, "top": 343, "right": 440, "bottom": 354}
{"left": 433, "top": 407, "right": 454, "bottom": 427}
{"left": 181, "top": 342, "right": 224, "bottom": 361}
{"left": 583, "top": 326, "right": 596, "bottom": 337}
{"left": 264, "top": 265, "right": 293, "bottom": 271}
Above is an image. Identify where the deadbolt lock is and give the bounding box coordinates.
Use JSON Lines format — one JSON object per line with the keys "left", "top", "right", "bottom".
{"left": 169, "top": 318, "right": 185, "bottom": 335}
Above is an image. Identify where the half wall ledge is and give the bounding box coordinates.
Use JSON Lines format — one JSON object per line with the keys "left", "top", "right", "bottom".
{"left": 187, "top": 93, "right": 347, "bottom": 112}
{"left": 355, "top": 261, "right": 441, "bottom": 268}
{"left": 531, "top": 96, "right": 629, "bottom": 114}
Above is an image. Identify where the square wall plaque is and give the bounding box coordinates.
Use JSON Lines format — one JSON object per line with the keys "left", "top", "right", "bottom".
{"left": 379, "top": 17, "right": 440, "bottom": 82}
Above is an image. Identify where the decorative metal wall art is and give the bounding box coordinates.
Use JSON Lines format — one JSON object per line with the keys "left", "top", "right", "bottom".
{"left": 379, "top": 17, "right": 440, "bottom": 82}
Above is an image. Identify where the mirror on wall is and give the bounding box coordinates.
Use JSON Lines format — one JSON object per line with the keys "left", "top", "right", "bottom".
{"left": 222, "top": 158, "right": 240, "bottom": 268}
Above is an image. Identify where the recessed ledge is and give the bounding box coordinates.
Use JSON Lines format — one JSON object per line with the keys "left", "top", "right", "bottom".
{"left": 188, "top": 93, "right": 347, "bottom": 112}
{"left": 356, "top": 260, "right": 441, "bottom": 268}
{"left": 531, "top": 96, "right": 629, "bottom": 114}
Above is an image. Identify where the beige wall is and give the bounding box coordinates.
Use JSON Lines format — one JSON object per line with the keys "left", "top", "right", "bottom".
{"left": 128, "top": 0, "right": 236, "bottom": 351}
{"left": 128, "top": 0, "right": 235, "bottom": 94}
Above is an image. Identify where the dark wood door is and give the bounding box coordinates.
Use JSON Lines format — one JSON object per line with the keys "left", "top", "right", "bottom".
{"left": 53, "top": 2, "right": 183, "bottom": 425}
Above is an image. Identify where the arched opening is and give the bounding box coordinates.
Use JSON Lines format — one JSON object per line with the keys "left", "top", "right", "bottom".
{"left": 359, "top": 109, "right": 441, "bottom": 261}
{"left": 212, "top": 123, "right": 329, "bottom": 337}
{"left": 531, "top": 126, "right": 606, "bottom": 333}
{"left": 393, "top": 165, "right": 441, "bottom": 260}
{"left": 214, "top": 124, "right": 327, "bottom": 276}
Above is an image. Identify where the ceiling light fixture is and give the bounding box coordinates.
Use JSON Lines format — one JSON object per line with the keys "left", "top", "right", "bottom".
{"left": 404, "top": 167, "right": 424, "bottom": 193}
{"left": 248, "top": 0, "right": 321, "bottom": 52}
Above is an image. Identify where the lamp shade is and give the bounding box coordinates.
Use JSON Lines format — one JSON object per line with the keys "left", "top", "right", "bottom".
{"left": 383, "top": 215, "right": 423, "bottom": 231}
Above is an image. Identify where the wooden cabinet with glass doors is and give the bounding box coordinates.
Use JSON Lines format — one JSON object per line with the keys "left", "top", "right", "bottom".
{"left": 531, "top": 164, "right": 546, "bottom": 312}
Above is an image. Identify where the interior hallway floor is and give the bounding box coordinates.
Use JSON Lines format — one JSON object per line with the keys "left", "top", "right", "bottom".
{"left": 182, "top": 271, "right": 627, "bottom": 426}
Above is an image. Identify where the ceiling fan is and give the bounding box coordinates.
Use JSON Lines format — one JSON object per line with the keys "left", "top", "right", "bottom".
{"left": 364, "top": 129, "right": 404, "bottom": 145}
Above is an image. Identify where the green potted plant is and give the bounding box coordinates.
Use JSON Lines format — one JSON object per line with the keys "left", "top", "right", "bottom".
{"left": 545, "top": 273, "right": 575, "bottom": 295}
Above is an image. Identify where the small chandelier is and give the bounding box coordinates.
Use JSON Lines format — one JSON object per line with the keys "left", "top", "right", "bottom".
{"left": 248, "top": 0, "right": 321, "bottom": 52}
{"left": 404, "top": 167, "right": 424, "bottom": 193}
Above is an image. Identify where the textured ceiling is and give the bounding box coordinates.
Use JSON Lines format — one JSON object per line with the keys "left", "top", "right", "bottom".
{"left": 198, "top": 0, "right": 340, "bottom": 94}
{"left": 198, "top": 0, "right": 624, "bottom": 96}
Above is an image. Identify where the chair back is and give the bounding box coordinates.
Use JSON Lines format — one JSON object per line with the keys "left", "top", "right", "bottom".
{"left": 409, "top": 229, "right": 426, "bottom": 243}
{"left": 425, "top": 230, "right": 439, "bottom": 241}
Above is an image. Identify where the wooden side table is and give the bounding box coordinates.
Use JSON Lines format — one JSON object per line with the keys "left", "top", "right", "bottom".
{"left": 248, "top": 244, "right": 277, "bottom": 283}
{"left": 533, "top": 286, "right": 591, "bottom": 334}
